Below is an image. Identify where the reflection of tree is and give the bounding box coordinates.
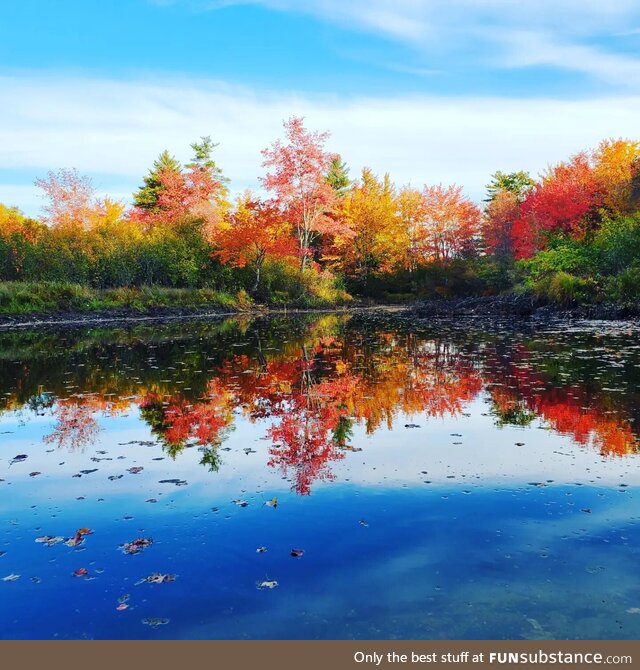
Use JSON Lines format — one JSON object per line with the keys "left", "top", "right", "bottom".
{"left": 487, "top": 386, "right": 537, "bottom": 427}
{"left": 138, "top": 379, "right": 235, "bottom": 459}
{"left": 3, "top": 315, "right": 640, "bottom": 488}
{"left": 267, "top": 363, "right": 360, "bottom": 495}
{"left": 43, "top": 403, "right": 100, "bottom": 451}
{"left": 484, "top": 344, "right": 639, "bottom": 457}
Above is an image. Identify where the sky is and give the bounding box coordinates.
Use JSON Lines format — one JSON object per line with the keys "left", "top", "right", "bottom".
{"left": 2, "top": 0, "right": 640, "bottom": 214}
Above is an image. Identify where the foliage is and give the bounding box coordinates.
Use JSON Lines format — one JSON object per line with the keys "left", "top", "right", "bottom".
{"left": 261, "top": 117, "right": 353, "bottom": 271}
{"left": 485, "top": 170, "right": 534, "bottom": 202}
{"left": 0, "top": 281, "right": 245, "bottom": 314}
{"left": 2, "top": 127, "right": 640, "bottom": 311}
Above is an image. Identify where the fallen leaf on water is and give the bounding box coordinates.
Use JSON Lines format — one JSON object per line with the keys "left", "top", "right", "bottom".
{"left": 35, "top": 535, "right": 65, "bottom": 546}
{"left": 121, "top": 538, "right": 153, "bottom": 555}
{"left": 136, "top": 573, "right": 176, "bottom": 585}
{"left": 158, "top": 479, "right": 188, "bottom": 486}
{"left": 65, "top": 532, "right": 84, "bottom": 548}
{"left": 232, "top": 499, "right": 249, "bottom": 507}
{"left": 142, "top": 618, "right": 170, "bottom": 628}
{"left": 257, "top": 580, "right": 278, "bottom": 590}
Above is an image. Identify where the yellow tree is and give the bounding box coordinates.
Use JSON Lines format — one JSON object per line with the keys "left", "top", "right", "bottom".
{"left": 396, "top": 185, "right": 426, "bottom": 273}
{"left": 593, "top": 138, "right": 640, "bottom": 216}
{"left": 333, "top": 168, "right": 400, "bottom": 285}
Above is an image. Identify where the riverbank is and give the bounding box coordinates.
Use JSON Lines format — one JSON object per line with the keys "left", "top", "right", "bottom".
{"left": 0, "top": 280, "right": 359, "bottom": 328}
{"left": 412, "top": 294, "right": 640, "bottom": 321}
{"left": 0, "top": 300, "right": 404, "bottom": 330}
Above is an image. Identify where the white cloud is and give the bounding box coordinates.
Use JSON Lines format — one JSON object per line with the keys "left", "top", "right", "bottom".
{"left": 1, "top": 73, "right": 640, "bottom": 213}
{"left": 497, "top": 31, "right": 640, "bottom": 88}
{"left": 168, "top": 0, "right": 640, "bottom": 87}
{"left": 197, "top": 0, "right": 640, "bottom": 41}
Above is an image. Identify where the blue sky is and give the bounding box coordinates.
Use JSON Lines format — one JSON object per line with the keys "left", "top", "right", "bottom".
{"left": 2, "top": 0, "right": 640, "bottom": 212}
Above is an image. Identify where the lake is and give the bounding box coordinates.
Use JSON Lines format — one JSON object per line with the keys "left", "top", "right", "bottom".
{"left": 0, "top": 312, "right": 639, "bottom": 640}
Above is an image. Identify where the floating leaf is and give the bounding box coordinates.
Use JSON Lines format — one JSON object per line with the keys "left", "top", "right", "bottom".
{"left": 257, "top": 580, "right": 278, "bottom": 590}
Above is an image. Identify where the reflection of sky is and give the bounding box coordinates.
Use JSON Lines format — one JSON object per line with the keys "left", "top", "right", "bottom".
{"left": 2, "top": 326, "right": 640, "bottom": 639}
{"left": 2, "top": 395, "right": 639, "bottom": 515}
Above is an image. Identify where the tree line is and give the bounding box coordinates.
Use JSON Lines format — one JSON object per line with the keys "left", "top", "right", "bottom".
{"left": 1, "top": 117, "right": 639, "bottom": 306}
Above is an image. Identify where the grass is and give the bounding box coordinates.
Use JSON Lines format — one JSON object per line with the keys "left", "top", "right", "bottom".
{"left": 0, "top": 281, "right": 250, "bottom": 315}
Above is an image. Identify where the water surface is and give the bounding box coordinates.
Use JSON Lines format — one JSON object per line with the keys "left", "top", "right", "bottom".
{"left": 0, "top": 313, "right": 639, "bottom": 639}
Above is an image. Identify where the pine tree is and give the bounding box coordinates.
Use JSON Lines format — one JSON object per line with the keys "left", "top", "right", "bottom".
{"left": 325, "top": 156, "right": 351, "bottom": 196}
{"left": 133, "top": 150, "right": 181, "bottom": 211}
{"left": 187, "top": 136, "right": 228, "bottom": 184}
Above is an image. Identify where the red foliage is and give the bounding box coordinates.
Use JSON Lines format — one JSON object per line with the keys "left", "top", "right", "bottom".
{"left": 133, "top": 165, "right": 222, "bottom": 229}
{"left": 261, "top": 117, "right": 353, "bottom": 269}
{"left": 512, "top": 153, "right": 601, "bottom": 259}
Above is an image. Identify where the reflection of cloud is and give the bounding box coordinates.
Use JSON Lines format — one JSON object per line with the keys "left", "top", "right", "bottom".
{"left": 2, "top": 397, "right": 639, "bottom": 517}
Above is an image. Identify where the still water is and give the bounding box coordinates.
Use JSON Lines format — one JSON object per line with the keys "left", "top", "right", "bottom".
{"left": 0, "top": 313, "right": 639, "bottom": 639}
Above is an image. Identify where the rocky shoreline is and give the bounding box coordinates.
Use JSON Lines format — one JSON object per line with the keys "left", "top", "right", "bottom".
{"left": 0, "top": 303, "right": 387, "bottom": 330}
{"left": 0, "top": 296, "right": 638, "bottom": 330}
{"left": 412, "top": 294, "right": 640, "bottom": 321}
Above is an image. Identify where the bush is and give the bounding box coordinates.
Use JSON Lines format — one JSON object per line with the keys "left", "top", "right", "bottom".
{"left": 604, "top": 264, "right": 640, "bottom": 303}
{"left": 530, "top": 271, "right": 594, "bottom": 306}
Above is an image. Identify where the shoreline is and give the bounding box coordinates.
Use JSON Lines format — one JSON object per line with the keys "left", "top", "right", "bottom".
{"left": 0, "top": 303, "right": 406, "bottom": 330}
{"left": 1, "top": 294, "right": 639, "bottom": 330}
{"left": 412, "top": 294, "right": 640, "bottom": 323}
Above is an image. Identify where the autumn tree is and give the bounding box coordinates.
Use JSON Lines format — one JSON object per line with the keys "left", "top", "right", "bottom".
{"left": 512, "top": 152, "right": 600, "bottom": 259}
{"left": 215, "top": 194, "right": 296, "bottom": 293}
{"left": 483, "top": 189, "right": 521, "bottom": 260}
{"left": 418, "top": 184, "right": 481, "bottom": 264}
{"left": 261, "top": 117, "right": 352, "bottom": 271}
{"left": 593, "top": 138, "right": 640, "bottom": 216}
{"left": 396, "top": 185, "right": 426, "bottom": 273}
{"left": 331, "top": 168, "right": 399, "bottom": 283}
{"left": 35, "top": 168, "right": 96, "bottom": 229}
{"left": 133, "top": 141, "right": 225, "bottom": 232}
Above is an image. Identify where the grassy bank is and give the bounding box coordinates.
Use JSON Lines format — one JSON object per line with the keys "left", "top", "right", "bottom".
{"left": 0, "top": 281, "right": 354, "bottom": 315}
{"left": 0, "top": 282, "right": 250, "bottom": 315}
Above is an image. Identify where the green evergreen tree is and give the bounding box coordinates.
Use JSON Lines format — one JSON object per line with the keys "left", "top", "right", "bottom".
{"left": 485, "top": 170, "right": 534, "bottom": 202}
{"left": 133, "top": 150, "right": 181, "bottom": 211}
{"left": 326, "top": 156, "right": 351, "bottom": 196}
{"left": 187, "top": 136, "right": 228, "bottom": 184}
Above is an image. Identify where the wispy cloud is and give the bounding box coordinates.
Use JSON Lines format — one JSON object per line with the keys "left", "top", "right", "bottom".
{"left": 496, "top": 30, "right": 640, "bottom": 87}
{"left": 1, "top": 72, "right": 639, "bottom": 213}
{"left": 155, "top": 0, "right": 640, "bottom": 88}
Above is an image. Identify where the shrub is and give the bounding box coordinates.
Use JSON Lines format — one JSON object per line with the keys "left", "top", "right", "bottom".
{"left": 531, "top": 271, "right": 594, "bottom": 306}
